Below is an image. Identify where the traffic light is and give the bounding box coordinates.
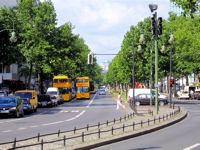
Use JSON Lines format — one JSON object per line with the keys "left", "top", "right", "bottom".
{"left": 170, "top": 79, "right": 174, "bottom": 87}
{"left": 151, "top": 14, "right": 156, "bottom": 35}
{"left": 158, "top": 17, "right": 162, "bottom": 35}
{"left": 88, "top": 53, "right": 93, "bottom": 64}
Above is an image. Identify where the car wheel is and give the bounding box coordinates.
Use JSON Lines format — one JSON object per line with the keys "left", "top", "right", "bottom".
{"left": 135, "top": 101, "right": 140, "bottom": 106}
{"left": 159, "top": 101, "right": 164, "bottom": 106}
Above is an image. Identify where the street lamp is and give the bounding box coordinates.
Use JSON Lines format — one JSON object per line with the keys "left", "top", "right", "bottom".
{"left": 168, "top": 34, "right": 174, "bottom": 108}
{"left": 149, "top": 3, "right": 159, "bottom": 114}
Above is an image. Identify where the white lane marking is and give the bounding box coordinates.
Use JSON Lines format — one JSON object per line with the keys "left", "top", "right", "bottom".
{"left": 30, "top": 125, "right": 38, "bottom": 128}
{"left": 184, "top": 143, "right": 200, "bottom": 150}
{"left": 42, "top": 120, "right": 65, "bottom": 126}
{"left": 18, "top": 127, "right": 26, "bottom": 130}
{"left": 65, "top": 110, "right": 86, "bottom": 121}
{"left": 2, "top": 130, "right": 12, "bottom": 133}
{"left": 86, "top": 93, "right": 96, "bottom": 108}
{"left": 71, "top": 110, "right": 78, "bottom": 113}
{"left": 41, "top": 110, "right": 86, "bottom": 126}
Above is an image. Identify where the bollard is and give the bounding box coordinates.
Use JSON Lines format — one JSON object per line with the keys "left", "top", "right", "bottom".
{"left": 111, "top": 127, "right": 114, "bottom": 135}
{"left": 98, "top": 122, "right": 100, "bottom": 128}
{"left": 82, "top": 132, "right": 84, "bottom": 142}
{"left": 87, "top": 124, "right": 89, "bottom": 131}
{"left": 123, "top": 124, "right": 125, "bottom": 132}
{"left": 106, "top": 120, "right": 108, "bottom": 126}
{"left": 64, "top": 136, "right": 66, "bottom": 146}
{"left": 154, "top": 117, "right": 156, "bottom": 124}
{"left": 58, "top": 129, "right": 60, "bottom": 137}
{"left": 125, "top": 115, "right": 127, "bottom": 120}
{"left": 74, "top": 126, "right": 76, "bottom": 134}
{"left": 114, "top": 118, "right": 115, "bottom": 124}
{"left": 148, "top": 119, "right": 150, "bottom": 126}
{"left": 98, "top": 129, "right": 100, "bottom": 139}
{"left": 41, "top": 139, "right": 43, "bottom": 150}
{"left": 132, "top": 122, "right": 135, "bottom": 131}
{"left": 38, "top": 133, "right": 40, "bottom": 142}
{"left": 128, "top": 114, "right": 129, "bottom": 119}
{"left": 159, "top": 116, "right": 160, "bottom": 122}
{"left": 13, "top": 138, "right": 16, "bottom": 149}
{"left": 120, "top": 117, "right": 121, "bottom": 122}
{"left": 141, "top": 120, "right": 143, "bottom": 127}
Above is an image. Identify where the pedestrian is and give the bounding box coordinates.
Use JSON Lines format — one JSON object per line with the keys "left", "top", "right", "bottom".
{"left": 116, "top": 92, "right": 125, "bottom": 110}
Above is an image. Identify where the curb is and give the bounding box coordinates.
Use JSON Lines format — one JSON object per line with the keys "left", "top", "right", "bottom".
{"left": 75, "top": 110, "right": 187, "bottom": 150}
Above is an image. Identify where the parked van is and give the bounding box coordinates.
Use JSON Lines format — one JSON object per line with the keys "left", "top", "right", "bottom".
{"left": 15, "top": 90, "right": 38, "bottom": 113}
{"left": 46, "top": 87, "right": 60, "bottom": 105}
{"left": 128, "top": 88, "right": 167, "bottom": 100}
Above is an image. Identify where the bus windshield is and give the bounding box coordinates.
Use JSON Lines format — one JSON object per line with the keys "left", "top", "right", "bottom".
{"left": 77, "top": 87, "right": 89, "bottom": 93}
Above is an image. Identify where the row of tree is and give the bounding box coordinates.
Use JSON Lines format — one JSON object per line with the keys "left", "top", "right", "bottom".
{"left": 0, "top": 0, "right": 103, "bottom": 93}
{"left": 105, "top": 0, "right": 200, "bottom": 92}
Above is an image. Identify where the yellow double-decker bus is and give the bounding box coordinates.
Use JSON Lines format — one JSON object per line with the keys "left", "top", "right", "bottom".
{"left": 53, "top": 76, "right": 72, "bottom": 101}
{"left": 76, "top": 76, "right": 90, "bottom": 99}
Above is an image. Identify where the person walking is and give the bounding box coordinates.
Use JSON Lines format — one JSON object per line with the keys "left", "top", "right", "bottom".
{"left": 116, "top": 92, "right": 125, "bottom": 110}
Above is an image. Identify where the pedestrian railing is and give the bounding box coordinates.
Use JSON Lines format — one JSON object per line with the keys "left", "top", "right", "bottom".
{"left": 0, "top": 106, "right": 181, "bottom": 150}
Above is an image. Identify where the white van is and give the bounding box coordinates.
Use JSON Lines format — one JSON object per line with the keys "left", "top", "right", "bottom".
{"left": 128, "top": 88, "right": 167, "bottom": 100}
{"left": 46, "top": 87, "right": 60, "bottom": 105}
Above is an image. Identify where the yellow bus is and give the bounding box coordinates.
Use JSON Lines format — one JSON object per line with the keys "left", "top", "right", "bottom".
{"left": 76, "top": 76, "right": 90, "bottom": 99}
{"left": 53, "top": 76, "right": 72, "bottom": 101}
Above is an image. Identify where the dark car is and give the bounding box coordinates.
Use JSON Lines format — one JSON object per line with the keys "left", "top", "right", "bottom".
{"left": 38, "top": 94, "right": 52, "bottom": 107}
{"left": 22, "top": 98, "right": 33, "bottom": 113}
{"left": 0, "top": 96, "right": 24, "bottom": 118}
{"left": 133, "top": 93, "right": 168, "bottom": 106}
{"left": 194, "top": 91, "right": 200, "bottom": 100}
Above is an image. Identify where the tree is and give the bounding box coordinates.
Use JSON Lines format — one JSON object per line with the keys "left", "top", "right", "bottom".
{"left": 170, "top": 0, "right": 200, "bottom": 18}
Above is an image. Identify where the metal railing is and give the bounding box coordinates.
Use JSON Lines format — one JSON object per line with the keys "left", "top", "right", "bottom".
{"left": 0, "top": 106, "right": 181, "bottom": 150}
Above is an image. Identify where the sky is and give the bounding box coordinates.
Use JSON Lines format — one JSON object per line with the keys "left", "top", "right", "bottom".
{"left": 41, "top": 0, "right": 174, "bottom": 64}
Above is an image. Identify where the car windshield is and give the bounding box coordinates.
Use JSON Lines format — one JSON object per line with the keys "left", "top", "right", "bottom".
{"left": 0, "top": 97, "right": 15, "bottom": 104}
{"left": 100, "top": 90, "right": 105, "bottom": 92}
{"left": 15, "top": 92, "right": 32, "bottom": 99}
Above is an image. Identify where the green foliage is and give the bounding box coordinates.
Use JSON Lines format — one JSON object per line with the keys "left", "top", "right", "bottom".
{"left": 106, "top": 11, "right": 200, "bottom": 86}
{"left": 170, "top": 0, "right": 200, "bottom": 18}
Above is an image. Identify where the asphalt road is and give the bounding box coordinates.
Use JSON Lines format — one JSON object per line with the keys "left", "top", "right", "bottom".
{"left": 0, "top": 92, "right": 125, "bottom": 143}
{"left": 93, "top": 99, "right": 200, "bottom": 150}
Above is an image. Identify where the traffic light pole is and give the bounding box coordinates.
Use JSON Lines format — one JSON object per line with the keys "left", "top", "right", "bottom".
{"left": 154, "top": 11, "right": 159, "bottom": 114}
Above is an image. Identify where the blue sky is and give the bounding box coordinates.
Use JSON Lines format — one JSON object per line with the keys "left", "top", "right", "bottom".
{"left": 42, "top": 0, "right": 172, "bottom": 64}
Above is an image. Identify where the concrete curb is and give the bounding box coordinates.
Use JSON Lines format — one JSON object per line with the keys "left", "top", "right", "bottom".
{"left": 75, "top": 110, "right": 187, "bottom": 150}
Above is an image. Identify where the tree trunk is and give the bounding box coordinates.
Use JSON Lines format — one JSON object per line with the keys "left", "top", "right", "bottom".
{"left": 27, "top": 63, "right": 33, "bottom": 90}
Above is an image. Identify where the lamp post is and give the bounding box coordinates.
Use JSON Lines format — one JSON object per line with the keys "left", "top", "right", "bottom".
{"left": 169, "top": 34, "right": 174, "bottom": 108}
{"left": 149, "top": 3, "right": 159, "bottom": 114}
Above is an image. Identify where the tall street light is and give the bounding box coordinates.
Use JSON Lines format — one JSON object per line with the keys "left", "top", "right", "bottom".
{"left": 149, "top": 3, "right": 159, "bottom": 114}
{"left": 168, "top": 34, "right": 174, "bottom": 108}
